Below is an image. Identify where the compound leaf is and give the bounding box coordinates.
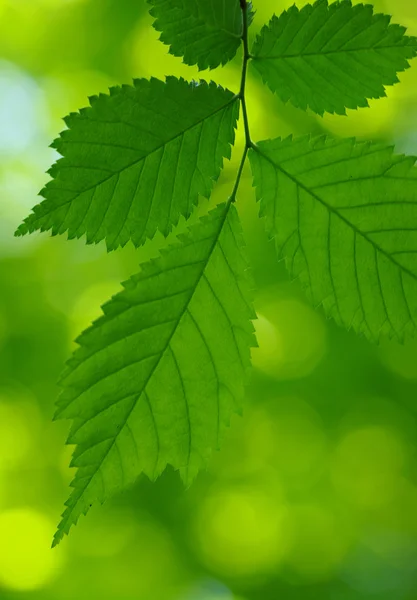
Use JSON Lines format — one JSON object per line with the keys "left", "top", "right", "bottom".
{"left": 251, "top": 0, "right": 417, "bottom": 115}
{"left": 16, "top": 78, "right": 239, "bottom": 250}
{"left": 149, "top": 0, "right": 252, "bottom": 70}
{"left": 53, "top": 201, "right": 256, "bottom": 546}
{"left": 250, "top": 135, "right": 417, "bottom": 341}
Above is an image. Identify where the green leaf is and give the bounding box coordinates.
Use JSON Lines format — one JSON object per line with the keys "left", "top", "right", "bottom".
{"left": 53, "top": 202, "right": 256, "bottom": 546}
{"left": 249, "top": 135, "right": 417, "bottom": 341}
{"left": 15, "top": 78, "right": 239, "bottom": 250}
{"left": 251, "top": 0, "right": 417, "bottom": 116}
{"left": 148, "top": 0, "right": 251, "bottom": 70}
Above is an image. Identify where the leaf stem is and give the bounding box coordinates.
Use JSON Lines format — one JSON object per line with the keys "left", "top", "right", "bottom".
{"left": 230, "top": 0, "right": 252, "bottom": 205}
{"left": 230, "top": 146, "right": 249, "bottom": 202}
{"left": 239, "top": 1, "right": 252, "bottom": 150}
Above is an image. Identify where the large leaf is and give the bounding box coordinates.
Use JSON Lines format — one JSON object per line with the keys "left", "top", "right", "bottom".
{"left": 16, "top": 78, "right": 239, "bottom": 250}
{"left": 53, "top": 202, "right": 255, "bottom": 546}
{"left": 149, "top": 0, "right": 250, "bottom": 70}
{"left": 251, "top": 0, "right": 417, "bottom": 115}
{"left": 249, "top": 135, "right": 417, "bottom": 341}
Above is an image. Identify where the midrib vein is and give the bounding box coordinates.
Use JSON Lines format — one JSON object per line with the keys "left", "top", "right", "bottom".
{"left": 29, "top": 96, "right": 239, "bottom": 223}
{"left": 254, "top": 146, "right": 417, "bottom": 285}
{"left": 61, "top": 202, "right": 233, "bottom": 528}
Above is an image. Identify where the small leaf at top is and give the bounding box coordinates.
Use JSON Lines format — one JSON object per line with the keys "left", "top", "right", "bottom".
{"left": 53, "top": 201, "right": 256, "bottom": 546}
{"left": 250, "top": 135, "right": 417, "bottom": 341}
{"left": 148, "top": 0, "right": 252, "bottom": 70}
{"left": 251, "top": 0, "right": 417, "bottom": 116}
{"left": 16, "top": 77, "right": 239, "bottom": 250}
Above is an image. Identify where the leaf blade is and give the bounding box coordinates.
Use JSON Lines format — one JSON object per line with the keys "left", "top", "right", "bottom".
{"left": 16, "top": 78, "right": 239, "bottom": 250}
{"left": 249, "top": 135, "right": 417, "bottom": 341}
{"left": 251, "top": 0, "right": 417, "bottom": 115}
{"left": 148, "top": 0, "right": 248, "bottom": 70}
{"left": 53, "top": 201, "right": 256, "bottom": 546}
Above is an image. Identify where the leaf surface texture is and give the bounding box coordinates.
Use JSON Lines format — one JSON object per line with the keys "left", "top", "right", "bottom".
{"left": 149, "top": 0, "right": 249, "bottom": 70}
{"left": 251, "top": 0, "right": 417, "bottom": 115}
{"left": 250, "top": 135, "right": 417, "bottom": 340}
{"left": 16, "top": 78, "right": 239, "bottom": 250}
{"left": 53, "top": 202, "right": 255, "bottom": 546}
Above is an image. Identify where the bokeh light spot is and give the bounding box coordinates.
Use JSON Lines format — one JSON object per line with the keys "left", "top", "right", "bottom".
{"left": 193, "top": 484, "right": 291, "bottom": 577}
{"left": 73, "top": 514, "right": 183, "bottom": 598}
{"left": 72, "top": 507, "right": 136, "bottom": 558}
{"left": 252, "top": 299, "right": 327, "bottom": 379}
{"left": 260, "top": 397, "right": 327, "bottom": 482}
{"left": 0, "top": 61, "right": 46, "bottom": 155}
{"left": 284, "top": 504, "right": 351, "bottom": 582}
{"left": 0, "top": 398, "right": 33, "bottom": 470}
{"left": 251, "top": 313, "right": 283, "bottom": 370}
{"left": 332, "top": 426, "right": 406, "bottom": 508}
{"left": 211, "top": 397, "right": 327, "bottom": 485}
{"left": 0, "top": 508, "right": 64, "bottom": 591}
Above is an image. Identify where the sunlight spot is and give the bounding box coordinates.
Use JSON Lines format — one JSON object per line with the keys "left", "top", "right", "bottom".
{"left": 0, "top": 508, "right": 64, "bottom": 591}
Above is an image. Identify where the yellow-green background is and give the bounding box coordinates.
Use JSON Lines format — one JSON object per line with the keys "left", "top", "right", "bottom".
{"left": 1, "top": 0, "right": 417, "bottom": 598}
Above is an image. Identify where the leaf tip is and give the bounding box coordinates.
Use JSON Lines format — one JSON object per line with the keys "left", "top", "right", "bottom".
{"left": 14, "top": 224, "right": 26, "bottom": 238}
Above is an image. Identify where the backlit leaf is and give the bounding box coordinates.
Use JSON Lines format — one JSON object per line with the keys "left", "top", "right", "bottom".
{"left": 16, "top": 78, "right": 239, "bottom": 250}
{"left": 251, "top": 0, "right": 417, "bottom": 115}
{"left": 53, "top": 202, "right": 255, "bottom": 546}
{"left": 250, "top": 135, "right": 417, "bottom": 341}
{"left": 149, "top": 0, "right": 251, "bottom": 70}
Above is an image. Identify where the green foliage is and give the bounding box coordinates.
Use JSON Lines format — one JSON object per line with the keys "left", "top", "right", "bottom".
{"left": 251, "top": 0, "right": 417, "bottom": 115}
{"left": 249, "top": 136, "right": 417, "bottom": 341}
{"left": 16, "top": 78, "right": 238, "bottom": 250}
{"left": 15, "top": 0, "right": 417, "bottom": 544}
{"left": 149, "top": 0, "right": 252, "bottom": 70}
{"left": 52, "top": 202, "right": 255, "bottom": 546}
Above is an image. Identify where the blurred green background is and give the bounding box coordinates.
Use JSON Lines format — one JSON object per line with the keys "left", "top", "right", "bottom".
{"left": 1, "top": 0, "right": 417, "bottom": 598}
